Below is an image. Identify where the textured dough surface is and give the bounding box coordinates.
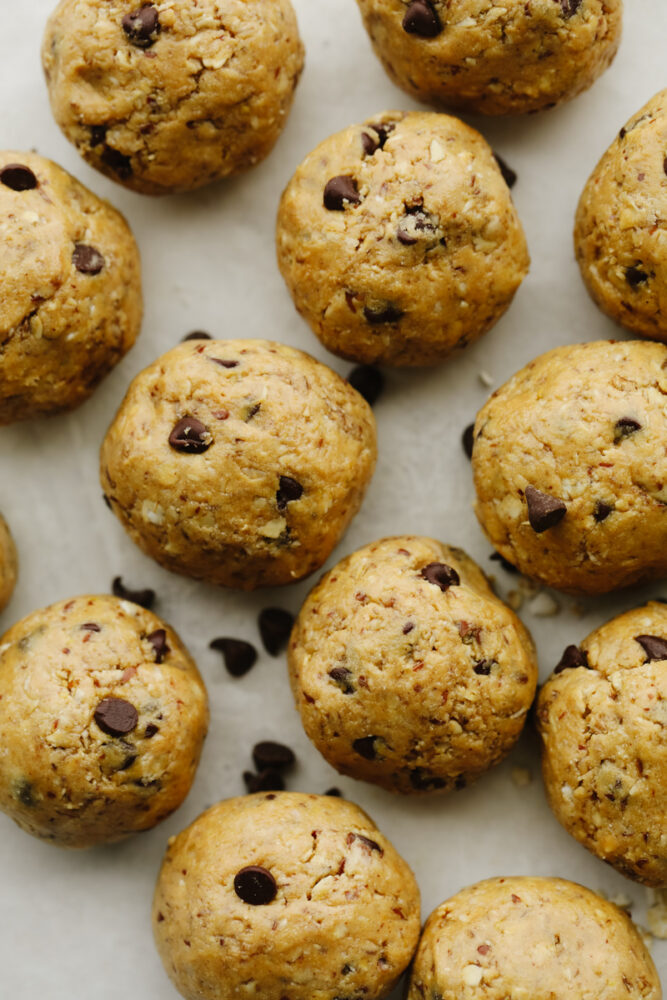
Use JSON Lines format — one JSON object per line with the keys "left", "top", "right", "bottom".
{"left": 288, "top": 536, "right": 537, "bottom": 794}
{"left": 0, "top": 594, "right": 208, "bottom": 848}
{"left": 0, "top": 150, "right": 141, "bottom": 423}
{"left": 538, "top": 602, "right": 667, "bottom": 887}
{"left": 407, "top": 876, "right": 661, "bottom": 1000}
{"left": 0, "top": 514, "right": 17, "bottom": 613}
{"left": 575, "top": 88, "right": 667, "bottom": 341}
{"left": 472, "top": 339, "right": 667, "bottom": 595}
{"left": 43, "top": 0, "right": 304, "bottom": 195}
{"left": 355, "top": 0, "right": 622, "bottom": 115}
{"left": 276, "top": 110, "right": 529, "bottom": 366}
{"left": 100, "top": 339, "right": 377, "bottom": 589}
{"left": 152, "top": 792, "right": 421, "bottom": 1000}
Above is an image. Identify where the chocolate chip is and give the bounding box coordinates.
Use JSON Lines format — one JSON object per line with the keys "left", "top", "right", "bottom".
{"left": 403, "top": 622, "right": 415, "bottom": 634}
{"left": 410, "top": 768, "right": 446, "bottom": 791}
{"left": 490, "top": 551, "right": 518, "bottom": 574}
{"left": 420, "top": 562, "right": 460, "bottom": 591}
{"left": 402, "top": 0, "right": 442, "bottom": 36}
{"left": 635, "top": 635, "right": 667, "bottom": 662}
{"left": 182, "top": 330, "right": 212, "bottom": 341}
{"left": 122, "top": 4, "right": 161, "bottom": 47}
{"left": 144, "top": 723, "right": 159, "bottom": 738}
{"left": 100, "top": 146, "right": 132, "bottom": 179}
{"left": 233, "top": 866, "right": 277, "bottom": 905}
{"left": 348, "top": 832, "right": 383, "bottom": 855}
{"left": 557, "top": 0, "right": 582, "bottom": 16}
{"left": 353, "top": 736, "right": 378, "bottom": 760}
{"left": 524, "top": 485, "right": 566, "bottom": 533}
{"left": 325, "top": 787, "right": 342, "bottom": 797}
{"left": 626, "top": 266, "right": 648, "bottom": 287}
{"left": 361, "top": 131, "right": 378, "bottom": 155}
{"left": 210, "top": 637, "right": 257, "bottom": 677}
{"left": 462, "top": 423, "right": 475, "bottom": 459}
{"left": 112, "top": 577, "right": 155, "bottom": 609}
{"left": 258, "top": 608, "right": 294, "bottom": 656}
{"left": 147, "top": 628, "right": 169, "bottom": 663}
{"left": 347, "top": 365, "right": 384, "bottom": 406}
{"left": 15, "top": 779, "right": 35, "bottom": 807}
{"left": 252, "top": 741, "right": 295, "bottom": 772}
{"left": 361, "top": 121, "right": 396, "bottom": 155}
{"left": 81, "top": 622, "right": 101, "bottom": 632}
{"left": 493, "top": 153, "right": 517, "bottom": 189}
{"left": 593, "top": 500, "right": 614, "bottom": 522}
{"left": 90, "top": 125, "right": 107, "bottom": 147}
{"left": 323, "top": 175, "right": 361, "bottom": 211}
{"left": 554, "top": 645, "right": 589, "bottom": 674}
{"left": 243, "top": 769, "right": 285, "bottom": 793}
{"left": 0, "top": 164, "right": 38, "bottom": 191}
{"left": 94, "top": 697, "right": 138, "bottom": 737}
{"left": 210, "top": 357, "right": 239, "bottom": 368}
{"left": 397, "top": 208, "right": 438, "bottom": 245}
{"left": 276, "top": 476, "right": 303, "bottom": 511}
{"left": 614, "top": 417, "right": 642, "bottom": 441}
{"left": 72, "top": 244, "right": 105, "bottom": 275}
{"left": 329, "top": 666, "right": 355, "bottom": 694}
{"left": 169, "top": 416, "right": 212, "bottom": 454}
{"left": 473, "top": 660, "right": 494, "bottom": 675}
{"left": 363, "top": 303, "right": 404, "bottom": 324}
{"left": 664, "top": 156, "right": 667, "bottom": 177}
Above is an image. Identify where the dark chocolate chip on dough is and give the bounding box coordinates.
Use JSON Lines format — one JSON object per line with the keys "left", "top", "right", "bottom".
{"left": 402, "top": 0, "right": 442, "bottom": 37}
{"left": 635, "top": 635, "right": 667, "bottom": 662}
{"left": 625, "top": 266, "right": 648, "bottom": 287}
{"left": 353, "top": 736, "right": 379, "bottom": 760}
{"left": 234, "top": 866, "right": 277, "bottom": 905}
{"left": 554, "top": 644, "right": 589, "bottom": 674}
{"left": 421, "top": 562, "right": 460, "bottom": 591}
{"left": 169, "top": 416, "right": 212, "bottom": 454}
{"left": 73, "top": 244, "right": 105, "bottom": 275}
{"left": 122, "top": 4, "right": 161, "bottom": 48}
{"left": 614, "top": 417, "right": 642, "bottom": 441}
{"left": 557, "top": 0, "right": 583, "bottom": 17}
{"left": 276, "top": 476, "right": 303, "bottom": 511}
{"left": 100, "top": 146, "right": 132, "bottom": 179}
{"left": 363, "top": 303, "right": 404, "bottom": 324}
{"left": 525, "top": 485, "right": 566, "bottom": 533}
{"left": 493, "top": 153, "right": 517, "bottom": 189}
{"left": 0, "top": 164, "right": 38, "bottom": 191}
{"left": 94, "top": 697, "right": 138, "bottom": 737}
{"left": 593, "top": 500, "right": 613, "bottom": 522}
{"left": 323, "top": 175, "right": 361, "bottom": 210}
{"left": 147, "top": 628, "right": 169, "bottom": 663}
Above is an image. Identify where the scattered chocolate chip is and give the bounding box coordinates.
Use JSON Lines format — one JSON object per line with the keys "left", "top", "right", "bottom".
{"left": 635, "top": 635, "right": 667, "bottom": 662}
{"left": 100, "top": 146, "right": 132, "bottom": 179}
{"left": 626, "top": 266, "right": 648, "bottom": 287}
{"left": 353, "top": 736, "right": 378, "bottom": 760}
{"left": 81, "top": 622, "right": 101, "bottom": 632}
{"left": 554, "top": 645, "right": 589, "bottom": 674}
{"left": 329, "top": 666, "right": 355, "bottom": 694}
{"left": 489, "top": 552, "right": 518, "bottom": 574}
{"left": 347, "top": 365, "right": 384, "bottom": 406}
{"left": 144, "top": 723, "right": 159, "bottom": 738}
{"left": 324, "top": 787, "right": 342, "bottom": 797}
{"left": 210, "top": 637, "right": 257, "bottom": 677}
{"left": 493, "top": 153, "right": 517, "bottom": 189}
{"left": 245, "top": 402, "right": 261, "bottom": 421}
{"left": 361, "top": 121, "right": 396, "bottom": 155}
{"left": 462, "top": 423, "right": 475, "bottom": 459}
{"left": 420, "top": 562, "right": 460, "bottom": 591}
{"left": 182, "top": 330, "right": 212, "bottom": 341}
{"left": 112, "top": 577, "right": 155, "bottom": 609}
{"left": 403, "top": 622, "right": 415, "bottom": 635}
{"left": 147, "top": 628, "right": 169, "bottom": 663}
{"left": 557, "top": 0, "right": 582, "bottom": 16}
{"left": 664, "top": 156, "right": 667, "bottom": 177}
{"left": 525, "top": 485, "right": 566, "bottom": 533}
{"left": 619, "top": 127, "right": 627, "bottom": 140}
{"left": 397, "top": 207, "right": 438, "bottom": 245}
{"left": 348, "top": 832, "right": 383, "bottom": 854}
{"left": 72, "top": 244, "right": 105, "bottom": 275}
{"left": 122, "top": 4, "right": 161, "bottom": 48}
{"left": 593, "top": 500, "right": 614, "bottom": 522}
{"left": 94, "top": 697, "right": 138, "bottom": 737}
{"left": 210, "top": 357, "right": 239, "bottom": 368}
{"left": 15, "top": 779, "right": 35, "bottom": 807}
{"left": 402, "top": 0, "right": 442, "bottom": 36}
{"left": 234, "top": 866, "right": 277, "bottom": 905}
{"left": 243, "top": 769, "right": 285, "bottom": 793}
{"left": 252, "top": 741, "right": 295, "bottom": 772}
{"left": 473, "top": 660, "right": 493, "bottom": 675}
{"left": 410, "top": 768, "right": 446, "bottom": 791}
{"left": 258, "top": 608, "right": 294, "bottom": 656}
{"left": 323, "top": 175, "right": 361, "bottom": 211}
{"left": 363, "top": 303, "right": 404, "bottom": 324}
{"left": 276, "top": 475, "right": 303, "bottom": 511}
{"left": 361, "top": 130, "right": 379, "bottom": 156}
{"left": 169, "top": 416, "right": 212, "bottom": 454}
{"left": 90, "top": 125, "right": 107, "bottom": 147}
{"left": 614, "top": 417, "right": 642, "bottom": 441}
{"left": 0, "top": 164, "right": 38, "bottom": 191}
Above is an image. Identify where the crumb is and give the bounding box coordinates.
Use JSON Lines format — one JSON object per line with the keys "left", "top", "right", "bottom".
{"left": 528, "top": 591, "right": 560, "bottom": 617}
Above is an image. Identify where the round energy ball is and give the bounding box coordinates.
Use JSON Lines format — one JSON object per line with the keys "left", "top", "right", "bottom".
{"left": 0, "top": 594, "right": 208, "bottom": 848}
{"left": 288, "top": 536, "right": 537, "bottom": 794}
{"left": 152, "top": 792, "right": 421, "bottom": 1000}
{"left": 0, "top": 151, "right": 142, "bottom": 424}
{"left": 276, "top": 110, "right": 529, "bottom": 366}
{"left": 472, "top": 339, "right": 667, "bottom": 594}
{"left": 42, "top": 0, "right": 304, "bottom": 195}
{"left": 538, "top": 601, "right": 667, "bottom": 887}
{"left": 407, "top": 877, "right": 660, "bottom": 1000}
{"left": 355, "top": 0, "right": 622, "bottom": 116}
{"left": 100, "top": 339, "right": 377, "bottom": 589}
{"left": 575, "top": 88, "right": 667, "bottom": 341}
{"left": 0, "top": 514, "right": 17, "bottom": 613}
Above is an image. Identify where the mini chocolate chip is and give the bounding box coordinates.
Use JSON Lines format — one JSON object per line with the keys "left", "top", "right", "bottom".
{"left": 243, "top": 769, "right": 285, "bottom": 793}
{"left": 246, "top": 403, "right": 261, "bottom": 421}
{"left": 489, "top": 551, "right": 519, "bottom": 574}
{"left": 144, "top": 723, "right": 159, "bottom": 738}
{"left": 94, "top": 697, "right": 138, "bottom": 737}
{"left": 323, "top": 175, "right": 361, "bottom": 211}
{"left": 635, "top": 635, "right": 667, "bottom": 662}
{"left": 473, "top": 660, "right": 493, "bottom": 675}
{"left": 493, "top": 153, "right": 517, "bottom": 189}
{"left": 554, "top": 645, "right": 589, "bottom": 674}
{"left": 210, "top": 637, "right": 257, "bottom": 677}
{"left": 252, "top": 741, "right": 295, "bottom": 772}
{"left": 462, "top": 424, "right": 475, "bottom": 459}
{"left": 72, "top": 244, "right": 105, "bottom": 275}
{"left": 593, "top": 500, "right": 614, "bottom": 522}
{"left": 329, "top": 667, "right": 355, "bottom": 694}
{"left": 0, "top": 164, "right": 38, "bottom": 191}
{"left": 397, "top": 206, "right": 438, "bottom": 245}
{"left": 112, "top": 577, "right": 155, "bottom": 609}
{"left": 410, "top": 768, "right": 446, "bottom": 791}
{"left": 81, "top": 622, "right": 101, "bottom": 632}
{"left": 626, "top": 266, "right": 648, "bottom": 287}
{"left": 90, "top": 125, "right": 107, "bottom": 147}
{"left": 361, "top": 130, "right": 379, "bottom": 155}
{"left": 15, "top": 779, "right": 35, "bottom": 807}
{"left": 619, "top": 127, "right": 627, "bottom": 140}
{"left": 276, "top": 475, "right": 303, "bottom": 511}
{"left": 403, "top": 622, "right": 415, "bottom": 635}
{"left": 363, "top": 303, "right": 404, "bottom": 324}
{"left": 402, "top": 0, "right": 442, "bottom": 37}
{"left": 122, "top": 4, "right": 161, "bottom": 48}
{"left": 258, "top": 608, "right": 294, "bottom": 656}
{"left": 664, "top": 156, "right": 667, "bottom": 177}
{"left": 234, "top": 866, "right": 277, "bottom": 905}
{"left": 614, "top": 417, "right": 642, "bottom": 441}
{"left": 524, "top": 485, "right": 566, "bottom": 533}
{"left": 361, "top": 121, "right": 396, "bottom": 155}
{"left": 147, "top": 628, "right": 169, "bottom": 663}
{"left": 557, "top": 0, "right": 582, "bottom": 16}
{"left": 353, "top": 736, "right": 378, "bottom": 760}
{"left": 347, "top": 365, "right": 384, "bottom": 406}
{"left": 182, "top": 330, "right": 212, "bottom": 341}
{"left": 169, "top": 416, "right": 212, "bottom": 454}
{"left": 421, "top": 562, "right": 460, "bottom": 591}
{"left": 210, "top": 357, "right": 239, "bottom": 368}
{"left": 348, "top": 833, "right": 383, "bottom": 854}
{"left": 100, "top": 146, "right": 132, "bottom": 179}
{"left": 325, "top": 787, "right": 342, "bottom": 797}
